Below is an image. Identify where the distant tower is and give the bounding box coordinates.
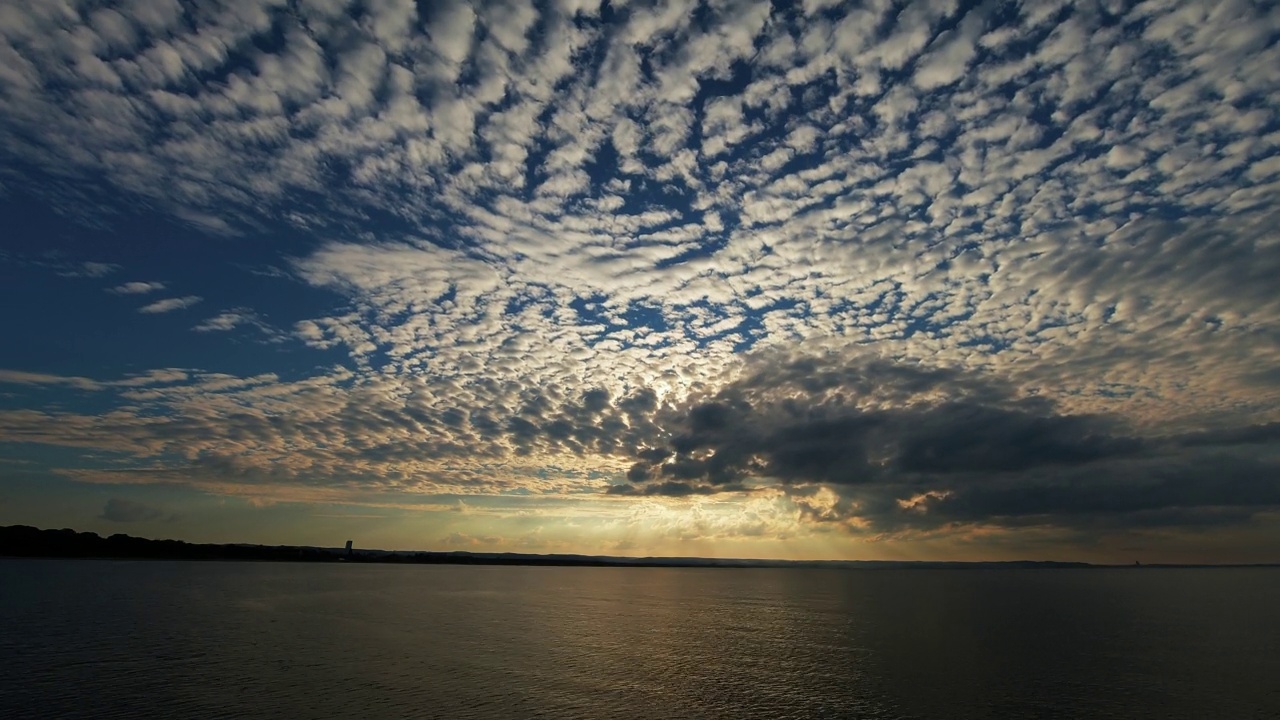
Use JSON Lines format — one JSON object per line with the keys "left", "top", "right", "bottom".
{"left": 345, "top": 540, "right": 353, "bottom": 557}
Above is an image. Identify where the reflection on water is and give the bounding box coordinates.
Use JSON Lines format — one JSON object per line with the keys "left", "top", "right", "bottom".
{"left": 2, "top": 561, "right": 1278, "bottom": 719}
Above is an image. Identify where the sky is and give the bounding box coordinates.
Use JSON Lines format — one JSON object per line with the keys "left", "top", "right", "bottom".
{"left": 1, "top": 0, "right": 1278, "bottom": 563}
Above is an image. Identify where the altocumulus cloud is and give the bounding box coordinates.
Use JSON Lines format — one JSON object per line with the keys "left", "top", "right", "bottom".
{"left": 0, "top": 0, "right": 1278, "bottom": 552}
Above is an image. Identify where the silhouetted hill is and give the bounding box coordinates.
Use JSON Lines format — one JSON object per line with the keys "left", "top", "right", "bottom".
{"left": 0, "top": 525, "right": 339, "bottom": 562}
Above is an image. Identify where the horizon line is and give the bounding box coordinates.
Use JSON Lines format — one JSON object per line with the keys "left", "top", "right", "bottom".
{"left": 3, "top": 525, "right": 1278, "bottom": 569}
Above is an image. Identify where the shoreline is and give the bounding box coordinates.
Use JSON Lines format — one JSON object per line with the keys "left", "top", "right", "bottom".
{"left": 4, "top": 525, "right": 1276, "bottom": 570}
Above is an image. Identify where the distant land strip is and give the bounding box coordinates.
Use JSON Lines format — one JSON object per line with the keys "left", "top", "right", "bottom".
{"left": 2, "top": 526, "right": 1277, "bottom": 569}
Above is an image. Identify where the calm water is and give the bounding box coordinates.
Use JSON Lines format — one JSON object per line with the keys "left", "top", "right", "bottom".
{"left": 2, "top": 561, "right": 1278, "bottom": 719}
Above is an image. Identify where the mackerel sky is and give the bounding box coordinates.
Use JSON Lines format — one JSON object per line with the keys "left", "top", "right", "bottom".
{"left": 1, "top": 0, "right": 1278, "bottom": 561}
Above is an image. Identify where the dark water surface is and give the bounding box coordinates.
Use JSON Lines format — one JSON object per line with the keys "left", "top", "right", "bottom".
{"left": 2, "top": 561, "right": 1278, "bottom": 719}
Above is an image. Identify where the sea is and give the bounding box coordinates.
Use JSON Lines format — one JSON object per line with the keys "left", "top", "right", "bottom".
{"left": 2, "top": 560, "right": 1278, "bottom": 719}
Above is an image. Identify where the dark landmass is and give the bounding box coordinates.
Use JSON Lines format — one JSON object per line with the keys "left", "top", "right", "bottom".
{"left": 1, "top": 525, "right": 1275, "bottom": 569}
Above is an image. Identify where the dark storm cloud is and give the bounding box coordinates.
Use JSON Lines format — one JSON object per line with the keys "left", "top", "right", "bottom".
{"left": 619, "top": 358, "right": 1141, "bottom": 486}
{"left": 919, "top": 454, "right": 1280, "bottom": 525}
{"left": 894, "top": 405, "right": 1143, "bottom": 474}
{"left": 610, "top": 356, "right": 1280, "bottom": 533}
{"left": 1176, "top": 423, "right": 1280, "bottom": 448}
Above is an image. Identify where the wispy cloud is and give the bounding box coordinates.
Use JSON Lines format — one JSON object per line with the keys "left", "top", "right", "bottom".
{"left": 138, "top": 296, "right": 202, "bottom": 314}
{"left": 0, "top": 369, "right": 102, "bottom": 391}
{"left": 109, "top": 281, "right": 166, "bottom": 295}
{"left": 192, "top": 308, "right": 283, "bottom": 340}
{"left": 59, "top": 261, "right": 120, "bottom": 278}
{"left": 192, "top": 311, "right": 253, "bottom": 332}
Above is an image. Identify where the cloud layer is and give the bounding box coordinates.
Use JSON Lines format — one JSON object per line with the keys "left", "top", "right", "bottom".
{"left": 1, "top": 0, "right": 1278, "bottom": 553}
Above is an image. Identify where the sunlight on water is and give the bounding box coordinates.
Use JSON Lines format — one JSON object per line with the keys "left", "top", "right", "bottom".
{"left": 2, "top": 561, "right": 1278, "bottom": 719}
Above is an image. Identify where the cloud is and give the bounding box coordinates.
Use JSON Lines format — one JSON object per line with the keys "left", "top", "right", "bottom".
{"left": 1, "top": 350, "right": 1274, "bottom": 542}
{"left": 0, "top": 369, "right": 103, "bottom": 391}
{"left": 111, "top": 369, "right": 190, "bottom": 387}
{"left": 441, "top": 531, "right": 502, "bottom": 547}
{"left": 193, "top": 311, "right": 252, "bottom": 332}
{"left": 138, "top": 296, "right": 202, "bottom": 314}
{"left": 99, "top": 498, "right": 164, "bottom": 523}
{"left": 611, "top": 355, "right": 1280, "bottom": 534}
{"left": 109, "top": 281, "right": 166, "bottom": 295}
{"left": 59, "top": 262, "right": 121, "bottom": 278}
{"left": 0, "top": 0, "right": 1277, "bottom": 554}
{"left": 192, "top": 309, "right": 282, "bottom": 340}
{"left": 0, "top": 368, "right": 187, "bottom": 392}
